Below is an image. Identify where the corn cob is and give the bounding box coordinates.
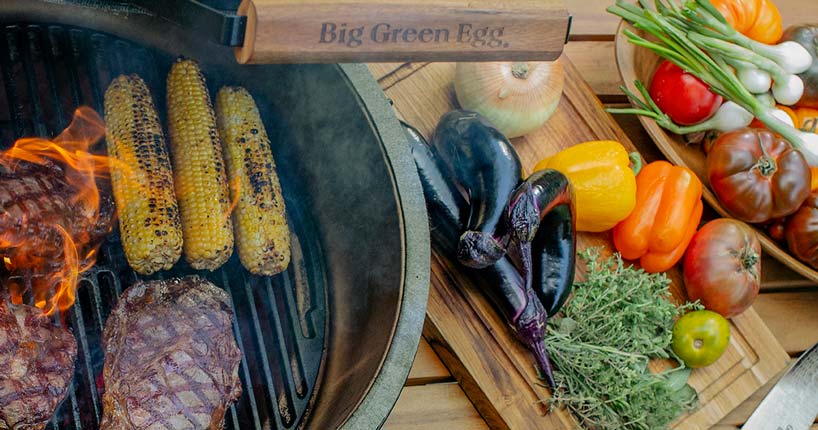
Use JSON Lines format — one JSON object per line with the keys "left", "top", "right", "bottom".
{"left": 215, "top": 86, "right": 290, "bottom": 275}
{"left": 104, "top": 74, "right": 183, "bottom": 275}
{"left": 166, "top": 59, "right": 234, "bottom": 270}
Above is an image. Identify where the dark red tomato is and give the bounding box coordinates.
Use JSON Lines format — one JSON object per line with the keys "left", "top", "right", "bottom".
{"left": 684, "top": 219, "right": 761, "bottom": 318}
{"left": 650, "top": 61, "right": 723, "bottom": 125}
{"left": 785, "top": 191, "right": 818, "bottom": 270}
{"left": 707, "top": 129, "right": 811, "bottom": 224}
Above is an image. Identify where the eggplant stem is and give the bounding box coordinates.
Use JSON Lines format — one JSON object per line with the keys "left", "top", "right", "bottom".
{"left": 512, "top": 240, "right": 533, "bottom": 323}
{"left": 531, "top": 338, "right": 557, "bottom": 389}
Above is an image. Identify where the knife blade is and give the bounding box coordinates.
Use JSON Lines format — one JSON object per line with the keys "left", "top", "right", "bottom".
{"left": 743, "top": 341, "right": 818, "bottom": 430}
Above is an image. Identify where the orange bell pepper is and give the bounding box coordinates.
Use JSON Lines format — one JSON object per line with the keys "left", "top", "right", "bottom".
{"left": 710, "top": 0, "right": 783, "bottom": 44}
{"left": 613, "top": 161, "right": 704, "bottom": 273}
{"left": 796, "top": 107, "right": 818, "bottom": 132}
{"left": 811, "top": 167, "right": 818, "bottom": 191}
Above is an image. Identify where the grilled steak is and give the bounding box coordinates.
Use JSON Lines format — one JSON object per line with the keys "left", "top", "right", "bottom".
{"left": 0, "top": 300, "right": 78, "bottom": 430}
{"left": 0, "top": 161, "right": 115, "bottom": 272}
{"left": 101, "top": 276, "right": 242, "bottom": 430}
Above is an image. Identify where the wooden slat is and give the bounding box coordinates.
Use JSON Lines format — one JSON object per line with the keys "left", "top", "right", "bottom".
{"left": 380, "top": 58, "right": 789, "bottom": 430}
{"left": 566, "top": 0, "right": 816, "bottom": 38}
{"left": 753, "top": 291, "right": 818, "bottom": 355}
{"left": 384, "top": 383, "right": 490, "bottom": 430}
{"left": 407, "top": 338, "right": 453, "bottom": 385}
{"left": 564, "top": 41, "right": 621, "bottom": 98}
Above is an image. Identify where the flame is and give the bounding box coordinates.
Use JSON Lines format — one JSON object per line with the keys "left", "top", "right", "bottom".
{"left": 1, "top": 107, "right": 113, "bottom": 317}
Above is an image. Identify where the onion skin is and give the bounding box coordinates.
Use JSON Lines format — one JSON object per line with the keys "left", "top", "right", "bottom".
{"left": 455, "top": 60, "right": 564, "bottom": 138}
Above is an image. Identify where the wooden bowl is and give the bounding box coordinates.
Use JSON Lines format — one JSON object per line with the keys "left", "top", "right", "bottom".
{"left": 614, "top": 20, "right": 818, "bottom": 284}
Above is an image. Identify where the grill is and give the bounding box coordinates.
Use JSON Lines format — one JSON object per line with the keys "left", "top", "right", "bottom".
{"left": 0, "top": 0, "right": 433, "bottom": 424}
{"left": 0, "top": 23, "right": 327, "bottom": 430}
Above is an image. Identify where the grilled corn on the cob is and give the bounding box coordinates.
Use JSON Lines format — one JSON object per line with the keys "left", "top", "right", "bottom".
{"left": 104, "top": 74, "right": 183, "bottom": 275}
{"left": 215, "top": 86, "right": 290, "bottom": 275}
{"left": 166, "top": 59, "right": 234, "bottom": 270}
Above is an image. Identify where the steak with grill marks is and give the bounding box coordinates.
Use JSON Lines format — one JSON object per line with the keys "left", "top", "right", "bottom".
{"left": 101, "top": 276, "right": 242, "bottom": 430}
{"left": 0, "top": 161, "right": 115, "bottom": 271}
{"left": 0, "top": 300, "right": 78, "bottom": 430}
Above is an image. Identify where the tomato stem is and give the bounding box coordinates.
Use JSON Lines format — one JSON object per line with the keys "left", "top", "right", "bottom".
{"left": 753, "top": 141, "right": 777, "bottom": 177}
{"left": 754, "top": 156, "right": 776, "bottom": 177}
{"left": 741, "top": 248, "right": 759, "bottom": 274}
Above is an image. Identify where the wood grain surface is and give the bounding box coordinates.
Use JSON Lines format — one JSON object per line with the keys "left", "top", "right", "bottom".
{"left": 235, "top": 0, "right": 570, "bottom": 63}
{"left": 376, "top": 59, "right": 788, "bottom": 429}
{"left": 383, "top": 1, "right": 818, "bottom": 428}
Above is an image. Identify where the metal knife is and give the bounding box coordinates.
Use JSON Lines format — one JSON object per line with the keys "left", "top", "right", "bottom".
{"left": 743, "top": 341, "right": 818, "bottom": 430}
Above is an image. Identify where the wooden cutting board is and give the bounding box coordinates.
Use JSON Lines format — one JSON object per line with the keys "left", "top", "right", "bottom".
{"left": 370, "top": 58, "right": 790, "bottom": 430}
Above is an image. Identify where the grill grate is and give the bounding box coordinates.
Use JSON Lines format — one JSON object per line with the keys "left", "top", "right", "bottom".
{"left": 0, "top": 23, "right": 326, "bottom": 430}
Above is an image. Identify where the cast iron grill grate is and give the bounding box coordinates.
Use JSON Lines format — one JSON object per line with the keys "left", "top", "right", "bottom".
{"left": 0, "top": 23, "right": 327, "bottom": 430}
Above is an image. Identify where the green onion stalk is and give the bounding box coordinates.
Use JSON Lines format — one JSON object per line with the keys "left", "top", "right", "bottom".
{"left": 607, "top": 0, "right": 818, "bottom": 165}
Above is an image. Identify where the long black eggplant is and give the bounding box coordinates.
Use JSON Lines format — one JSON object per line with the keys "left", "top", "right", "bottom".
{"left": 507, "top": 169, "right": 576, "bottom": 316}
{"left": 532, "top": 204, "right": 575, "bottom": 316}
{"left": 405, "top": 122, "right": 555, "bottom": 388}
{"left": 430, "top": 110, "right": 522, "bottom": 269}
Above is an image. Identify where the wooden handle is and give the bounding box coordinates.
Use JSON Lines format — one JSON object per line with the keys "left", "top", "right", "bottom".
{"left": 235, "top": 0, "right": 570, "bottom": 64}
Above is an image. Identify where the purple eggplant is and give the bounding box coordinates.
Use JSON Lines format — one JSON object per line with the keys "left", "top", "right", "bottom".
{"left": 405, "top": 122, "right": 555, "bottom": 388}
{"left": 430, "top": 110, "right": 522, "bottom": 269}
{"left": 532, "top": 204, "right": 575, "bottom": 316}
{"left": 507, "top": 169, "right": 576, "bottom": 316}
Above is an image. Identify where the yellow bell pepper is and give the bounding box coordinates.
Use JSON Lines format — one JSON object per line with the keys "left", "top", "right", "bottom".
{"left": 533, "top": 140, "right": 637, "bottom": 232}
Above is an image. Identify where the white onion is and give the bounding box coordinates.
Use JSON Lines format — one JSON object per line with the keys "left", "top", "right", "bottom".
{"left": 737, "top": 67, "right": 772, "bottom": 94}
{"left": 708, "top": 101, "right": 754, "bottom": 132}
{"left": 796, "top": 131, "right": 818, "bottom": 167}
{"left": 455, "top": 60, "right": 564, "bottom": 138}
{"left": 769, "top": 108, "right": 795, "bottom": 128}
{"left": 772, "top": 74, "right": 805, "bottom": 106}
{"left": 762, "top": 41, "right": 814, "bottom": 75}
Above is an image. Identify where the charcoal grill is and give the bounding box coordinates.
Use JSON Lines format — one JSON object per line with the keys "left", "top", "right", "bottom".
{"left": 0, "top": 1, "right": 430, "bottom": 429}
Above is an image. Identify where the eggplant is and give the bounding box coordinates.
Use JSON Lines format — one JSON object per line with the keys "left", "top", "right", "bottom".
{"left": 507, "top": 169, "right": 576, "bottom": 315}
{"left": 430, "top": 110, "right": 522, "bottom": 269}
{"left": 404, "top": 122, "right": 466, "bottom": 225}
{"left": 532, "top": 204, "right": 575, "bottom": 316}
{"left": 405, "top": 123, "right": 555, "bottom": 388}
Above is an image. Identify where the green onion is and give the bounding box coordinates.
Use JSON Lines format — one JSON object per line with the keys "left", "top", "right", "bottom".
{"left": 607, "top": 0, "right": 818, "bottom": 165}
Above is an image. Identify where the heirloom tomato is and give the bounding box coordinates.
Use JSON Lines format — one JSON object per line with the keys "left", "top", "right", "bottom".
{"left": 683, "top": 219, "right": 761, "bottom": 318}
{"left": 785, "top": 191, "right": 818, "bottom": 270}
{"left": 707, "top": 129, "right": 811, "bottom": 224}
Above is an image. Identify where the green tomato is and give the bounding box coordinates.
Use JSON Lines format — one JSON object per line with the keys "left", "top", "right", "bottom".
{"left": 672, "top": 310, "right": 730, "bottom": 368}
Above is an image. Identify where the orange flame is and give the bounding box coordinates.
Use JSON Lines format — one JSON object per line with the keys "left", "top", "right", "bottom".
{"left": 1, "top": 107, "right": 113, "bottom": 316}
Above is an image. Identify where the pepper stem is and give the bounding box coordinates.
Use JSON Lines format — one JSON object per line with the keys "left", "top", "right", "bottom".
{"left": 629, "top": 152, "right": 643, "bottom": 175}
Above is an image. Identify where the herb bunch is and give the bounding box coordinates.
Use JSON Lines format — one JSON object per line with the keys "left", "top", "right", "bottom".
{"left": 546, "top": 248, "right": 700, "bottom": 430}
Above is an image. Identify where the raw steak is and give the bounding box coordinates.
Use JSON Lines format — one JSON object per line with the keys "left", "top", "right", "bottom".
{"left": 0, "top": 300, "right": 78, "bottom": 430}
{"left": 101, "top": 276, "right": 242, "bottom": 430}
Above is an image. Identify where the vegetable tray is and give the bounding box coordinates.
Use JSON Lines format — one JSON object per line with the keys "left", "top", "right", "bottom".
{"left": 614, "top": 20, "right": 818, "bottom": 285}
{"left": 370, "top": 58, "right": 789, "bottom": 430}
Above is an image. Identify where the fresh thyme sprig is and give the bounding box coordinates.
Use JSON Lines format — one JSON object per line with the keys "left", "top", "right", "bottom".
{"left": 545, "top": 248, "right": 700, "bottom": 430}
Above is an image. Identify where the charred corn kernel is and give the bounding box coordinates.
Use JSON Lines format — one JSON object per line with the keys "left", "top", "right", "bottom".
{"left": 166, "top": 59, "right": 234, "bottom": 270}
{"left": 104, "top": 74, "right": 183, "bottom": 275}
{"left": 216, "top": 86, "right": 290, "bottom": 275}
